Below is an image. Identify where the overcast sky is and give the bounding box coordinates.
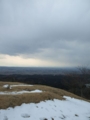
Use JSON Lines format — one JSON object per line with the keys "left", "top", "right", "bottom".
{"left": 0, "top": 0, "right": 90, "bottom": 67}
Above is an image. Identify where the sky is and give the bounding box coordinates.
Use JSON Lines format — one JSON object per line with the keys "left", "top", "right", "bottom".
{"left": 0, "top": 0, "right": 90, "bottom": 67}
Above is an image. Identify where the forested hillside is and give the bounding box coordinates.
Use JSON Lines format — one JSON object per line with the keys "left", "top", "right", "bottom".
{"left": 0, "top": 74, "right": 90, "bottom": 99}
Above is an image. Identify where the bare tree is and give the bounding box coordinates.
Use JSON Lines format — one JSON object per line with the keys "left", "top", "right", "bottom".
{"left": 77, "top": 66, "right": 90, "bottom": 97}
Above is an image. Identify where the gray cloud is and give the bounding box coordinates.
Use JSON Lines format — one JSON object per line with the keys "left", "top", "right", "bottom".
{"left": 0, "top": 0, "right": 90, "bottom": 66}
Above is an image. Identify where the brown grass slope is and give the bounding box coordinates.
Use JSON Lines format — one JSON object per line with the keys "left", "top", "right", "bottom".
{"left": 0, "top": 81, "right": 89, "bottom": 109}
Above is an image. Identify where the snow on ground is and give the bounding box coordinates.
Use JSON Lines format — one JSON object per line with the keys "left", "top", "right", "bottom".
{"left": 3, "top": 84, "right": 9, "bottom": 88}
{"left": 0, "top": 96, "right": 90, "bottom": 120}
{"left": 0, "top": 89, "right": 43, "bottom": 95}
{"left": 3, "top": 84, "right": 33, "bottom": 89}
{"left": 11, "top": 84, "right": 33, "bottom": 87}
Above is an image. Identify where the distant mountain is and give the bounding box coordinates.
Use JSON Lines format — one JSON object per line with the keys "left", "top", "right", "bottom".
{"left": 0, "top": 67, "right": 78, "bottom": 75}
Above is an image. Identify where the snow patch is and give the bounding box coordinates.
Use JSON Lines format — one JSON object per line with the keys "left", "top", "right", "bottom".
{"left": 11, "top": 84, "right": 33, "bottom": 87}
{"left": 0, "top": 96, "right": 90, "bottom": 120}
{"left": 3, "top": 84, "right": 11, "bottom": 89}
{"left": 3, "top": 85, "right": 9, "bottom": 88}
{"left": 0, "top": 89, "right": 43, "bottom": 95}
{"left": 3, "top": 84, "right": 33, "bottom": 89}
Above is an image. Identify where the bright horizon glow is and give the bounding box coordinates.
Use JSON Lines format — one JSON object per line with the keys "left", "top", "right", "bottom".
{"left": 0, "top": 54, "right": 70, "bottom": 67}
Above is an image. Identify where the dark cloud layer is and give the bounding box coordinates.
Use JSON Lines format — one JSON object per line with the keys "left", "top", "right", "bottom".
{"left": 0, "top": 0, "right": 90, "bottom": 66}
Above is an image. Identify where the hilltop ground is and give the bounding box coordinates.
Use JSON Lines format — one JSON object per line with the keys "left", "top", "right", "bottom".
{"left": 0, "top": 81, "right": 89, "bottom": 109}
{"left": 0, "top": 81, "right": 90, "bottom": 120}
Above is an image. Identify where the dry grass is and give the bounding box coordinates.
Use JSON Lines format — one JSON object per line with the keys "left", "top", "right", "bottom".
{"left": 0, "top": 81, "right": 24, "bottom": 86}
{"left": 0, "top": 81, "right": 89, "bottom": 109}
